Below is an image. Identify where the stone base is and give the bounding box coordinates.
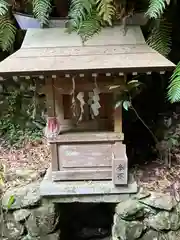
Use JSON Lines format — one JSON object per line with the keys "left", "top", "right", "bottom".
{"left": 40, "top": 166, "right": 138, "bottom": 202}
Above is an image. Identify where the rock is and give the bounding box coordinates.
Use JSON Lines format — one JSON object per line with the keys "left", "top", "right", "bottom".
{"left": 15, "top": 169, "right": 40, "bottom": 181}
{"left": 134, "top": 188, "right": 151, "bottom": 200}
{"left": 26, "top": 203, "right": 59, "bottom": 237}
{"left": 126, "top": 221, "right": 144, "bottom": 239}
{"left": 115, "top": 199, "right": 145, "bottom": 220}
{"left": 159, "top": 230, "right": 180, "bottom": 240}
{"left": 13, "top": 209, "right": 31, "bottom": 222}
{"left": 112, "top": 214, "right": 144, "bottom": 240}
{"left": 1, "top": 214, "right": 24, "bottom": 239}
{"left": 2, "top": 182, "right": 41, "bottom": 210}
{"left": 139, "top": 192, "right": 176, "bottom": 211}
{"left": 139, "top": 230, "right": 159, "bottom": 240}
{"left": 92, "top": 237, "right": 110, "bottom": 240}
{"left": 22, "top": 231, "right": 60, "bottom": 240}
{"left": 145, "top": 209, "right": 180, "bottom": 231}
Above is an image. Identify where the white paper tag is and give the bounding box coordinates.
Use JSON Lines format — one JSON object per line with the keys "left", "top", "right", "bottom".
{"left": 91, "top": 103, "right": 99, "bottom": 116}
{"left": 94, "top": 101, "right": 101, "bottom": 109}
{"left": 93, "top": 88, "right": 100, "bottom": 95}
{"left": 92, "top": 94, "right": 100, "bottom": 102}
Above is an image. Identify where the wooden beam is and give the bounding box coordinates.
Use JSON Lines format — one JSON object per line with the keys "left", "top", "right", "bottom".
{"left": 52, "top": 169, "right": 111, "bottom": 181}
{"left": 45, "top": 77, "right": 56, "bottom": 117}
{"left": 48, "top": 132, "right": 124, "bottom": 143}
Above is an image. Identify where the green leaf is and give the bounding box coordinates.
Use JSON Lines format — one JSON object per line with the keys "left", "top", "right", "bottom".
{"left": 68, "top": 0, "right": 96, "bottom": 32}
{"left": 115, "top": 100, "right": 122, "bottom": 109}
{"left": 77, "top": 10, "right": 102, "bottom": 42}
{"left": 128, "top": 80, "right": 139, "bottom": 84}
{"left": 167, "top": 62, "right": 180, "bottom": 103}
{"left": 0, "top": 16, "right": 16, "bottom": 52}
{"left": 146, "top": 18, "right": 172, "bottom": 57}
{"left": 123, "top": 100, "right": 131, "bottom": 111}
{"left": 7, "top": 195, "right": 15, "bottom": 209}
{"left": 0, "top": 0, "right": 9, "bottom": 16}
{"left": 96, "top": 0, "right": 116, "bottom": 25}
{"left": 32, "top": 0, "right": 52, "bottom": 26}
{"left": 146, "top": 0, "right": 166, "bottom": 19}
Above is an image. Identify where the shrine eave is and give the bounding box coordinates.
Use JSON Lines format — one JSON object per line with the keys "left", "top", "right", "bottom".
{"left": 0, "top": 26, "right": 175, "bottom": 79}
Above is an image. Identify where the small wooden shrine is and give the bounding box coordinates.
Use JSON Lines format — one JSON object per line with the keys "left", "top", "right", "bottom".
{"left": 0, "top": 25, "right": 175, "bottom": 200}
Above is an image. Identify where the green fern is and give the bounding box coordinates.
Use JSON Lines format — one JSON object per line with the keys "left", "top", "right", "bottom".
{"left": 167, "top": 62, "right": 180, "bottom": 103}
{"left": 32, "top": 0, "right": 52, "bottom": 26}
{"left": 96, "top": 0, "right": 116, "bottom": 25}
{"left": 78, "top": 10, "right": 102, "bottom": 42}
{"left": 0, "top": 16, "right": 16, "bottom": 52}
{"left": 0, "top": 0, "right": 9, "bottom": 16}
{"left": 146, "top": 19, "right": 171, "bottom": 56}
{"left": 146, "top": 0, "right": 166, "bottom": 19}
{"left": 68, "top": 0, "right": 95, "bottom": 32}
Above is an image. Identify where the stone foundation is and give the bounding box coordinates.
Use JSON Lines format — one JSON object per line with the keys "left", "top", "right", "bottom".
{"left": 112, "top": 189, "right": 180, "bottom": 240}
{"left": 2, "top": 182, "right": 180, "bottom": 240}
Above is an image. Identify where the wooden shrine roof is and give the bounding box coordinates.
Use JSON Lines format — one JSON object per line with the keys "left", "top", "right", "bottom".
{"left": 0, "top": 26, "right": 175, "bottom": 77}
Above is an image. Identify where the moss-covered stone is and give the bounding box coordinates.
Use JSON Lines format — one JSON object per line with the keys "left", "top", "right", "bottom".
{"left": 115, "top": 199, "right": 145, "bottom": 220}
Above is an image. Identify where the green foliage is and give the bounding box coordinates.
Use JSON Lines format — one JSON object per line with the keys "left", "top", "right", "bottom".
{"left": 167, "top": 62, "right": 180, "bottom": 103}
{"left": 68, "top": 0, "right": 95, "bottom": 31}
{"left": 0, "top": 0, "right": 9, "bottom": 16}
{"left": 146, "top": 0, "right": 166, "bottom": 19}
{"left": 67, "top": 0, "right": 116, "bottom": 41}
{"left": 0, "top": 81, "right": 45, "bottom": 148}
{"left": 146, "top": 18, "right": 172, "bottom": 56}
{"left": 0, "top": 16, "right": 16, "bottom": 52}
{"left": 76, "top": 10, "right": 102, "bottom": 42}
{"left": 0, "top": 118, "right": 43, "bottom": 147}
{"left": 32, "top": 0, "right": 52, "bottom": 26}
{"left": 96, "top": 0, "right": 115, "bottom": 25}
{"left": 114, "top": 79, "right": 144, "bottom": 110}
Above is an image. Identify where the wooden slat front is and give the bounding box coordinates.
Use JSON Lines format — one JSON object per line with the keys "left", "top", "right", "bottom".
{"left": 52, "top": 169, "right": 111, "bottom": 181}
{"left": 59, "top": 143, "right": 112, "bottom": 168}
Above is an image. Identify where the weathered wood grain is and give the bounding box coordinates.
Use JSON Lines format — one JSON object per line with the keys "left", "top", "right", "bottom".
{"left": 52, "top": 169, "right": 111, "bottom": 181}
{"left": 48, "top": 132, "right": 124, "bottom": 143}
{"left": 59, "top": 143, "right": 112, "bottom": 168}
{"left": 50, "top": 144, "right": 59, "bottom": 171}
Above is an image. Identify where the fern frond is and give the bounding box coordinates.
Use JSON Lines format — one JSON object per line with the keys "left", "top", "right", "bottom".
{"left": 32, "top": 0, "right": 52, "bottom": 26}
{"left": 96, "top": 0, "right": 116, "bottom": 25}
{"left": 0, "top": 0, "right": 9, "bottom": 16}
{"left": 167, "top": 62, "right": 180, "bottom": 103}
{"left": 146, "top": 0, "right": 166, "bottom": 19}
{"left": 146, "top": 19, "right": 171, "bottom": 56}
{"left": 68, "top": 0, "right": 95, "bottom": 31}
{"left": 0, "top": 16, "right": 16, "bottom": 52}
{"left": 78, "top": 10, "right": 102, "bottom": 42}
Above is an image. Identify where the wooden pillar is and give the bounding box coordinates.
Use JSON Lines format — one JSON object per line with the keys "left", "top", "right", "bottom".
{"left": 45, "top": 77, "right": 56, "bottom": 117}
{"left": 45, "top": 77, "right": 59, "bottom": 171}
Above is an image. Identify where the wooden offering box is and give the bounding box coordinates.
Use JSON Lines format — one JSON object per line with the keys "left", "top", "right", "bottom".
{"left": 0, "top": 26, "right": 175, "bottom": 187}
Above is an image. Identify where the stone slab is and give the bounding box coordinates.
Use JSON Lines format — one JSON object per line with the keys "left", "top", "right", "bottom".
{"left": 40, "top": 167, "right": 138, "bottom": 203}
